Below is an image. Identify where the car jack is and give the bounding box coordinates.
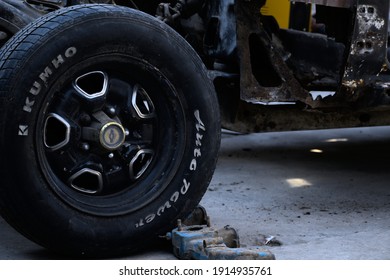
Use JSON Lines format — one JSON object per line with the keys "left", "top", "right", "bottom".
{"left": 166, "top": 207, "right": 275, "bottom": 260}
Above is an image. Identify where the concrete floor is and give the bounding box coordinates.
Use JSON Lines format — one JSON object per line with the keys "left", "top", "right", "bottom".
{"left": 1, "top": 126, "right": 390, "bottom": 259}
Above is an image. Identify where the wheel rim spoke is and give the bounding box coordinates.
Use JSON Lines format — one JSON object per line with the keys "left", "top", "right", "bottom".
{"left": 44, "top": 113, "right": 71, "bottom": 151}
{"left": 131, "top": 84, "right": 156, "bottom": 119}
{"left": 121, "top": 145, "right": 155, "bottom": 181}
{"left": 73, "top": 71, "right": 108, "bottom": 100}
{"left": 129, "top": 149, "right": 154, "bottom": 180}
{"left": 68, "top": 168, "right": 104, "bottom": 194}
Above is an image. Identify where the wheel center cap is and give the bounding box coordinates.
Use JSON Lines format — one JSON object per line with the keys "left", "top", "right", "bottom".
{"left": 99, "top": 122, "right": 125, "bottom": 150}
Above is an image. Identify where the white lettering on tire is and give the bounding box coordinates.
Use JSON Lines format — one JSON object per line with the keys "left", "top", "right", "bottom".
{"left": 18, "top": 47, "right": 77, "bottom": 133}
{"left": 135, "top": 110, "right": 206, "bottom": 228}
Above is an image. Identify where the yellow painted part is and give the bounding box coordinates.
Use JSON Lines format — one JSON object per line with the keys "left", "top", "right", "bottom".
{"left": 260, "top": 0, "right": 291, "bottom": 29}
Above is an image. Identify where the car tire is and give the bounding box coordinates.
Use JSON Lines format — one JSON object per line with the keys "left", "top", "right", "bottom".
{"left": 0, "top": 4, "right": 220, "bottom": 257}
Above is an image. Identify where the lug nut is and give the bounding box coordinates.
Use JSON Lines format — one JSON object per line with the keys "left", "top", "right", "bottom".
{"left": 81, "top": 143, "right": 90, "bottom": 151}
{"left": 108, "top": 153, "right": 114, "bottom": 159}
{"left": 107, "top": 106, "right": 116, "bottom": 116}
{"left": 80, "top": 113, "right": 91, "bottom": 125}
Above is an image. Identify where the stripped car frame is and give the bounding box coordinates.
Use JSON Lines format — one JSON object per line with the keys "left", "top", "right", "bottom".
{"left": 1, "top": 0, "right": 390, "bottom": 134}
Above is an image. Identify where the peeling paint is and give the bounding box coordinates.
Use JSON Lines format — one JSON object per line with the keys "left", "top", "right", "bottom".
{"left": 357, "top": 5, "right": 384, "bottom": 32}
{"left": 342, "top": 79, "right": 364, "bottom": 89}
